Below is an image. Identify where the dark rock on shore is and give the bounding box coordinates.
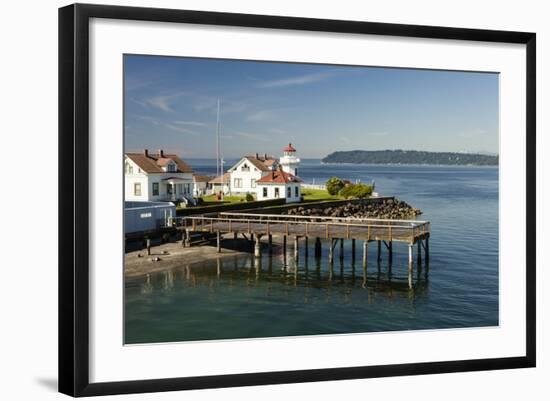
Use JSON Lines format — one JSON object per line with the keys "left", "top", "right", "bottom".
{"left": 282, "top": 199, "right": 422, "bottom": 220}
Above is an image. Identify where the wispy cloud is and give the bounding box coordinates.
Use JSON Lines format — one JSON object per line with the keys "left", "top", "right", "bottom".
{"left": 135, "top": 115, "right": 162, "bottom": 125}
{"left": 145, "top": 91, "right": 189, "bottom": 112}
{"left": 269, "top": 128, "right": 286, "bottom": 135}
{"left": 192, "top": 96, "right": 251, "bottom": 115}
{"left": 173, "top": 120, "right": 208, "bottom": 127}
{"left": 256, "top": 72, "right": 332, "bottom": 88}
{"left": 246, "top": 110, "right": 276, "bottom": 122}
{"left": 163, "top": 123, "right": 199, "bottom": 136}
{"left": 235, "top": 131, "right": 270, "bottom": 142}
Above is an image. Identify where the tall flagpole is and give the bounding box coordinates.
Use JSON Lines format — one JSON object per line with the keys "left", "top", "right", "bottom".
{"left": 216, "top": 98, "right": 221, "bottom": 198}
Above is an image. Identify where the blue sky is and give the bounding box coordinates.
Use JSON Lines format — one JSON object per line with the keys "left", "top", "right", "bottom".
{"left": 124, "top": 55, "right": 499, "bottom": 158}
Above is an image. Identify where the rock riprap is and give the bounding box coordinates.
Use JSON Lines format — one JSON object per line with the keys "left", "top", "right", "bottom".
{"left": 281, "top": 199, "right": 422, "bottom": 219}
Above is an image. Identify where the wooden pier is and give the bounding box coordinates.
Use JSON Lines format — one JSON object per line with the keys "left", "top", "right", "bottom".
{"left": 179, "top": 212, "right": 430, "bottom": 272}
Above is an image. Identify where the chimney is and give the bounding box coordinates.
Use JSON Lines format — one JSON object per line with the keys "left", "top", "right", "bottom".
{"left": 158, "top": 149, "right": 164, "bottom": 158}
{"left": 264, "top": 153, "right": 268, "bottom": 160}
{"left": 144, "top": 149, "right": 149, "bottom": 157}
{"left": 255, "top": 152, "right": 259, "bottom": 159}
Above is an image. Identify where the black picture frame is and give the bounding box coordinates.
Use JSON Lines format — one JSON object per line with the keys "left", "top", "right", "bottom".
{"left": 59, "top": 3, "right": 536, "bottom": 397}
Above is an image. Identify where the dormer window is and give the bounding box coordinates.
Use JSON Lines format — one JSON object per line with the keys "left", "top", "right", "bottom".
{"left": 241, "top": 163, "right": 250, "bottom": 172}
{"left": 168, "top": 163, "right": 177, "bottom": 172}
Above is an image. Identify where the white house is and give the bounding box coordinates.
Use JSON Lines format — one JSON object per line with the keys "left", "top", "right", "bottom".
{"left": 227, "top": 153, "right": 278, "bottom": 196}
{"left": 193, "top": 174, "right": 212, "bottom": 197}
{"left": 125, "top": 149, "right": 194, "bottom": 203}
{"left": 256, "top": 167, "right": 302, "bottom": 203}
{"left": 209, "top": 172, "right": 231, "bottom": 195}
{"left": 223, "top": 144, "right": 302, "bottom": 202}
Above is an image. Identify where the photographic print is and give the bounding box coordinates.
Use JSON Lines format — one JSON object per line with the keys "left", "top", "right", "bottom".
{"left": 123, "top": 55, "right": 499, "bottom": 345}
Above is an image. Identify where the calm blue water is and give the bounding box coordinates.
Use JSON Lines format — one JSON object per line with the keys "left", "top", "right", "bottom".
{"left": 125, "top": 159, "right": 498, "bottom": 344}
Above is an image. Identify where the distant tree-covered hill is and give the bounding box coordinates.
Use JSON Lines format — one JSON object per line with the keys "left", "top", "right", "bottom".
{"left": 322, "top": 150, "right": 498, "bottom": 166}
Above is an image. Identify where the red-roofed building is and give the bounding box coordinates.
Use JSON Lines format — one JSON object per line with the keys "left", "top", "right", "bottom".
{"left": 125, "top": 149, "right": 194, "bottom": 203}
{"left": 256, "top": 167, "right": 302, "bottom": 203}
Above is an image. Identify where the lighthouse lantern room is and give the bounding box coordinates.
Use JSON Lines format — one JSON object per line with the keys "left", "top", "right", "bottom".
{"left": 279, "top": 143, "right": 300, "bottom": 177}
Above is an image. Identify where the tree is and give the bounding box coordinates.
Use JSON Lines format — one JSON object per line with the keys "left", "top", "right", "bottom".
{"left": 326, "top": 177, "right": 345, "bottom": 195}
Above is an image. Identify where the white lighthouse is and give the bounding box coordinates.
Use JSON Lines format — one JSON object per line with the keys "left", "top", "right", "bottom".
{"left": 279, "top": 143, "right": 300, "bottom": 177}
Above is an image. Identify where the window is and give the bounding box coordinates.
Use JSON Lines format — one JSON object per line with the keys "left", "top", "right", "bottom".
{"left": 287, "top": 187, "right": 291, "bottom": 198}
{"left": 251, "top": 179, "right": 256, "bottom": 188}
{"left": 241, "top": 163, "right": 250, "bottom": 172}
{"left": 134, "top": 183, "right": 141, "bottom": 196}
{"left": 234, "top": 178, "right": 242, "bottom": 188}
{"left": 152, "top": 182, "right": 159, "bottom": 196}
{"left": 167, "top": 163, "right": 177, "bottom": 172}
{"left": 167, "top": 184, "right": 173, "bottom": 195}
{"left": 126, "top": 163, "right": 133, "bottom": 174}
{"left": 275, "top": 187, "right": 280, "bottom": 197}
{"left": 295, "top": 186, "right": 299, "bottom": 197}
{"left": 263, "top": 187, "right": 268, "bottom": 198}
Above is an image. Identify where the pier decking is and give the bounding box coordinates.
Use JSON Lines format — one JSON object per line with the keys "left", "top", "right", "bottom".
{"left": 179, "top": 212, "right": 430, "bottom": 270}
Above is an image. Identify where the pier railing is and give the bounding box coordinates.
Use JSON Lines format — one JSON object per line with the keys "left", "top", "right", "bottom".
{"left": 181, "top": 212, "right": 429, "bottom": 244}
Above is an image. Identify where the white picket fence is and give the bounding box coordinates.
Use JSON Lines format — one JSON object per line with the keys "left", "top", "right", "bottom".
{"left": 302, "top": 183, "right": 327, "bottom": 190}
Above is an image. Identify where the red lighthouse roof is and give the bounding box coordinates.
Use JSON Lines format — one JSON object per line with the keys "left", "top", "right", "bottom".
{"left": 283, "top": 143, "right": 296, "bottom": 152}
{"left": 257, "top": 168, "right": 302, "bottom": 184}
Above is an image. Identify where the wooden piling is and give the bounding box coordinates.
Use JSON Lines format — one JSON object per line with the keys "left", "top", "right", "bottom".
{"left": 328, "top": 239, "right": 334, "bottom": 264}
{"left": 294, "top": 236, "right": 299, "bottom": 259}
{"left": 255, "top": 235, "right": 261, "bottom": 258}
{"left": 389, "top": 241, "right": 393, "bottom": 264}
{"left": 146, "top": 238, "right": 151, "bottom": 255}
{"left": 340, "top": 238, "right": 344, "bottom": 261}
{"left": 417, "top": 240, "right": 422, "bottom": 265}
{"left": 377, "top": 240, "right": 381, "bottom": 262}
{"left": 362, "top": 240, "right": 368, "bottom": 267}
{"left": 315, "top": 237, "right": 322, "bottom": 258}
{"left": 268, "top": 234, "right": 273, "bottom": 253}
{"left": 217, "top": 232, "right": 221, "bottom": 253}
{"left": 233, "top": 232, "right": 237, "bottom": 240}
{"left": 408, "top": 244, "right": 413, "bottom": 269}
{"left": 425, "top": 236, "right": 430, "bottom": 261}
{"left": 283, "top": 235, "right": 287, "bottom": 254}
{"left": 304, "top": 237, "right": 309, "bottom": 258}
{"left": 351, "top": 239, "right": 356, "bottom": 260}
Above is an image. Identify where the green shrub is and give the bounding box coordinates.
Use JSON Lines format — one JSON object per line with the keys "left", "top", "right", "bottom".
{"left": 326, "top": 177, "right": 345, "bottom": 195}
{"left": 245, "top": 193, "right": 255, "bottom": 202}
{"left": 338, "top": 183, "right": 373, "bottom": 199}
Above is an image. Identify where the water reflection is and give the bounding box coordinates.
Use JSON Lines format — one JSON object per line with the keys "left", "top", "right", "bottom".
{"left": 134, "top": 251, "right": 429, "bottom": 302}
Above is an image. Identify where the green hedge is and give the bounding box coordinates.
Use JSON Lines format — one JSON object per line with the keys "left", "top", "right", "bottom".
{"left": 339, "top": 183, "right": 373, "bottom": 199}
{"left": 176, "top": 198, "right": 286, "bottom": 216}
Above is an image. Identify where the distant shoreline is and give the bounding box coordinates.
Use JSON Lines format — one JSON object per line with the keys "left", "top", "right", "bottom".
{"left": 322, "top": 150, "right": 498, "bottom": 167}
{"left": 320, "top": 162, "right": 499, "bottom": 167}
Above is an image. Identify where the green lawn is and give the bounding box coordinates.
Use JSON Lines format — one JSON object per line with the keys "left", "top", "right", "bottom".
{"left": 177, "top": 189, "right": 336, "bottom": 210}
{"left": 200, "top": 194, "right": 252, "bottom": 204}
{"left": 301, "top": 188, "right": 340, "bottom": 201}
